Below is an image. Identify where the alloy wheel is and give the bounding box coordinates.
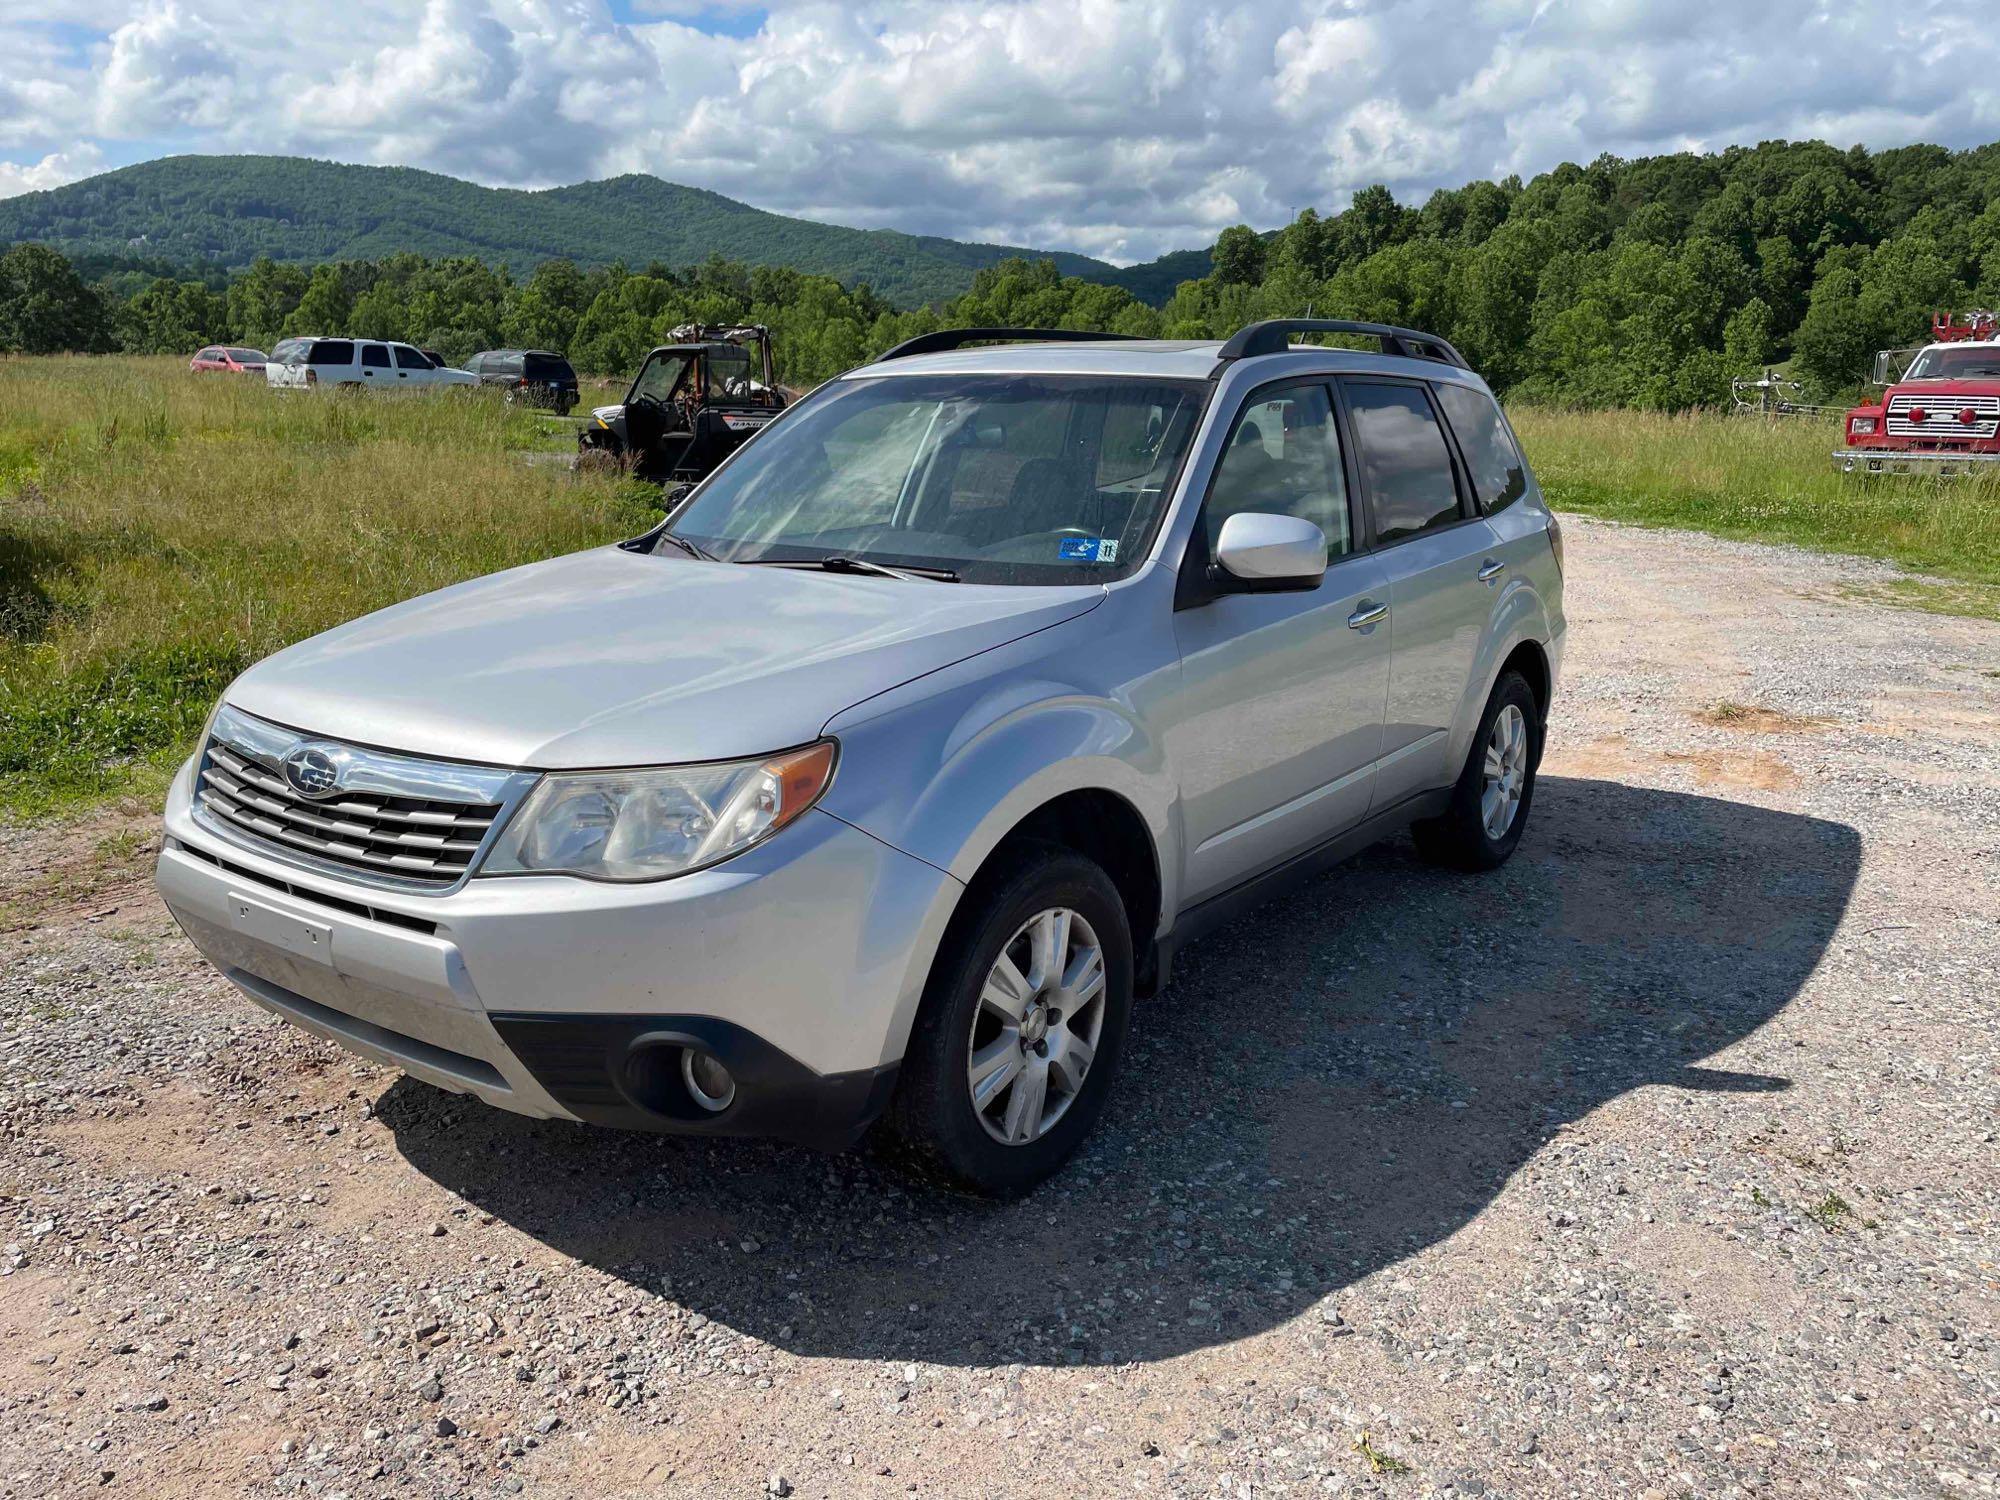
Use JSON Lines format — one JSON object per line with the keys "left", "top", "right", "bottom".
{"left": 1481, "top": 702, "right": 1529, "bottom": 839}
{"left": 967, "top": 907, "right": 1106, "bottom": 1145}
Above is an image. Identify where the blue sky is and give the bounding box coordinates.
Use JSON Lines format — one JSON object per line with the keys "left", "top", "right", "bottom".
{"left": 3, "top": 1, "right": 1996, "bottom": 262}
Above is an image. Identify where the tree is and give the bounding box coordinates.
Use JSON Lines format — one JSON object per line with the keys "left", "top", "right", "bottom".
{"left": 1792, "top": 265, "right": 1876, "bottom": 396}
{"left": 115, "top": 277, "right": 230, "bottom": 353}
{"left": 281, "top": 265, "right": 352, "bottom": 338}
{"left": 0, "top": 243, "right": 114, "bottom": 354}
{"left": 1211, "top": 226, "right": 1267, "bottom": 286}
{"left": 504, "top": 258, "right": 590, "bottom": 351}
{"left": 226, "top": 258, "right": 309, "bottom": 348}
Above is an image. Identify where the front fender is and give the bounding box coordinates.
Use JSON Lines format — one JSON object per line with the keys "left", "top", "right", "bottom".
{"left": 579, "top": 406, "right": 628, "bottom": 453}
{"left": 820, "top": 591, "right": 1180, "bottom": 902}
{"left": 820, "top": 652, "right": 1178, "bottom": 1065}
{"left": 824, "top": 679, "right": 1174, "bottom": 905}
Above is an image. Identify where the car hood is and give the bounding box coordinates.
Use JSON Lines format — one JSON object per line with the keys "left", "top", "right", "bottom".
{"left": 225, "top": 547, "right": 1103, "bottom": 769}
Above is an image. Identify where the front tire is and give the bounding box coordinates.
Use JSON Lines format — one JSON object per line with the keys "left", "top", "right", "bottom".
{"left": 889, "top": 847, "right": 1132, "bottom": 1197}
{"left": 1411, "top": 670, "right": 1542, "bottom": 871}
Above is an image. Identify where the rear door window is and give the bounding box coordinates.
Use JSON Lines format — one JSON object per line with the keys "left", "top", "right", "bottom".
{"left": 1341, "top": 380, "right": 1466, "bottom": 544}
{"left": 307, "top": 340, "right": 354, "bottom": 365}
{"left": 1435, "top": 383, "right": 1527, "bottom": 514}
{"left": 360, "top": 343, "right": 391, "bottom": 370}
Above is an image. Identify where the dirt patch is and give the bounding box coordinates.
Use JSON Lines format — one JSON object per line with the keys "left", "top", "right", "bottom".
{"left": 1661, "top": 747, "right": 1799, "bottom": 790}
{"left": 1546, "top": 731, "right": 1653, "bottom": 780}
{"left": 0, "top": 802, "right": 162, "bottom": 933}
{"left": 1693, "top": 701, "right": 1828, "bottom": 733}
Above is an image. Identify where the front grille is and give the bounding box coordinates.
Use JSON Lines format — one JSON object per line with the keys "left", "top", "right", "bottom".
{"left": 1886, "top": 392, "right": 2000, "bottom": 440}
{"left": 198, "top": 734, "right": 504, "bottom": 886}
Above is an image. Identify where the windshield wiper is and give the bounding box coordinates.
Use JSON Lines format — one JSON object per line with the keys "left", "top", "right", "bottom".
{"left": 655, "top": 531, "right": 716, "bottom": 561}
{"left": 822, "top": 555, "right": 959, "bottom": 583}
{"left": 743, "top": 555, "right": 960, "bottom": 583}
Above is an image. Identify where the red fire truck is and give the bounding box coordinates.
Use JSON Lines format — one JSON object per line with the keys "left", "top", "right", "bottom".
{"left": 1836, "top": 312, "right": 2000, "bottom": 474}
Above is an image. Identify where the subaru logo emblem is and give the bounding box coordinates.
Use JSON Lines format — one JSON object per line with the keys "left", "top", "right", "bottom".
{"left": 282, "top": 746, "right": 341, "bottom": 800}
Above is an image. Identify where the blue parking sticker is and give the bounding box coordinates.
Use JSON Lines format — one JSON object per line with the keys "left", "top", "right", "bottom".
{"left": 1058, "top": 537, "right": 1120, "bottom": 563}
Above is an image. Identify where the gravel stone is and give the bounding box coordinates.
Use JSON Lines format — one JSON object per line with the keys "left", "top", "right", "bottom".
{"left": 1, "top": 518, "right": 1994, "bottom": 1496}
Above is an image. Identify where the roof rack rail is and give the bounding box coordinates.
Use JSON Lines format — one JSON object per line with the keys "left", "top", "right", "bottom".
{"left": 875, "top": 328, "right": 1146, "bottom": 361}
{"left": 1217, "top": 319, "right": 1470, "bottom": 369}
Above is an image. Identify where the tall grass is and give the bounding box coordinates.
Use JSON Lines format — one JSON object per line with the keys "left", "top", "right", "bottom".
{"left": 0, "top": 356, "right": 657, "bottom": 816}
{"left": 1512, "top": 407, "right": 2000, "bottom": 600}
{"left": 3, "top": 360, "right": 1994, "bottom": 819}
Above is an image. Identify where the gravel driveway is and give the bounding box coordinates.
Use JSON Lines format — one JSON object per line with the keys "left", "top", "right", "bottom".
{"left": 3, "top": 517, "right": 1996, "bottom": 1500}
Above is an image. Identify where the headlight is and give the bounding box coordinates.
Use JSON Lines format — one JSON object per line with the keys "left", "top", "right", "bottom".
{"left": 1850, "top": 416, "right": 1878, "bottom": 436}
{"left": 484, "top": 741, "right": 836, "bottom": 882}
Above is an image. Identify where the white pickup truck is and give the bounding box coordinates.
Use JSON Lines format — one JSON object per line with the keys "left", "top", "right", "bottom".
{"left": 267, "top": 338, "right": 477, "bottom": 392}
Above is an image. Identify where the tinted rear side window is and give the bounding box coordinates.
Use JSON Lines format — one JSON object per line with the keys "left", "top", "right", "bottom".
{"left": 1343, "top": 381, "right": 1464, "bottom": 543}
{"left": 1435, "top": 383, "right": 1527, "bottom": 513}
{"left": 307, "top": 341, "right": 354, "bottom": 365}
{"left": 524, "top": 354, "right": 575, "bottom": 381}
{"left": 360, "top": 343, "right": 391, "bottom": 369}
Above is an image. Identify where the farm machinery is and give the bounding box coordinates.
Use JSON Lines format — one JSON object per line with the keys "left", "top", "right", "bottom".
{"left": 577, "top": 324, "right": 785, "bottom": 485}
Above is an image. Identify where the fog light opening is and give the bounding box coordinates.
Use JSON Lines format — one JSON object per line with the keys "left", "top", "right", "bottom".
{"left": 680, "top": 1049, "right": 736, "bottom": 1113}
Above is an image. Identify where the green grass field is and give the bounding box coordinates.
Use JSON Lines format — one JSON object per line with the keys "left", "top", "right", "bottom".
{"left": 0, "top": 356, "right": 657, "bottom": 818}
{"left": 1512, "top": 408, "right": 2000, "bottom": 614}
{"left": 2, "top": 357, "right": 1996, "bottom": 822}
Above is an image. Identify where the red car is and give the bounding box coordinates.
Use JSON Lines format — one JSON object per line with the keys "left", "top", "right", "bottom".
{"left": 190, "top": 346, "right": 268, "bottom": 374}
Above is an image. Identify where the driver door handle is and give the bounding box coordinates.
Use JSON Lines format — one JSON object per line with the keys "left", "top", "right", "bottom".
{"left": 1348, "top": 601, "right": 1389, "bottom": 630}
{"left": 1478, "top": 559, "right": 1506, "bottom": 583}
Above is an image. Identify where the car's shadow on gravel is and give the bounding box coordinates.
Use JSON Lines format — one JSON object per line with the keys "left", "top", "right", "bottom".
{"left": 382, "top": 775, "right": 1859, "bottom": 1367}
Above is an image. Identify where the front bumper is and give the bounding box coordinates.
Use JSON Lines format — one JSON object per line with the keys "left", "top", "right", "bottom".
{"left": 1832, "top": 448, "right": 2000, "bottom": 475}
{"left": 156, "top": 759, "right": 959, "bottom": 1145}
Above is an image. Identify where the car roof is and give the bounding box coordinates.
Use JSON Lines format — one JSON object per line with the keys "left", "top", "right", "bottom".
{"left": 843, "top": 338, "right": 1486, "bottom": 387}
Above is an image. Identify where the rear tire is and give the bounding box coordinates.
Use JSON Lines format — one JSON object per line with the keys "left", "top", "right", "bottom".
{"left": 889, "top": 846, "right": 1132, "bottom": 1198}
{"left": 1411, "top": 670, "right": 1542, "bottom": 872}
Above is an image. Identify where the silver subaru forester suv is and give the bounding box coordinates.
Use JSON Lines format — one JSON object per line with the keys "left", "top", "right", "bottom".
{"left": 157, "top": 319, "right": 1565, "bottom": 1197}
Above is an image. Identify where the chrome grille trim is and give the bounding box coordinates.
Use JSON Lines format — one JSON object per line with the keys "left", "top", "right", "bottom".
{"left": 1885, "top": 391, "right": 2000, "bottom": 439}
{"left": 193, "top": 704, "right": 537, "bottom": 892}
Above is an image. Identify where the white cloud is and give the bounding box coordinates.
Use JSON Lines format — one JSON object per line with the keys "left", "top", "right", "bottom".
{"left": 97, "top": 3, "right": 238, "bottom": 134}
{"left": 0, "top": 146, "right": 106, "bottom": 200}
{"left": 2, "top": 0, "right": 1997, "bottom": 262}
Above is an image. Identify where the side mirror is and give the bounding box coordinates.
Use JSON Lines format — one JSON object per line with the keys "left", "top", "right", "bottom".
{"left": 1212, "top": 512, "right": 1327, "bottom": 592}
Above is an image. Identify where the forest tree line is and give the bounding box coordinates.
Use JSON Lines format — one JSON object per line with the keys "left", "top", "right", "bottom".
{"left": 5, "top": 137, "right": 1999, "bottom": 404}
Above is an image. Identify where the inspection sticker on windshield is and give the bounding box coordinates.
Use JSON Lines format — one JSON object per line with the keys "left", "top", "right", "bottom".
{"left": 1059, "top": 537, "right": 1118, "bottom": 563}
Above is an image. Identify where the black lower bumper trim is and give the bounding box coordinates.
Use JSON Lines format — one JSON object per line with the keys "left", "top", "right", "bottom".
{"left": 487, "top": 1013, "right": 898, "bottom": 1148}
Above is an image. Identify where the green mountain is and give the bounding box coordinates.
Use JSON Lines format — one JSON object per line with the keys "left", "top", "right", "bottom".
{"left": 0, "top": 155, "right": 1205, "bottom": 308}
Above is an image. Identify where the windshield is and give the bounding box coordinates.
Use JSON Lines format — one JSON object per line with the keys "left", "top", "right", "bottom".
{"left": 1906, "top": 346, "right": 2000, "bottom": 380}
{"left": 708, "top": 344, "right": 755, "bottom": 399}
{"left": 661, "top": 373, "right": 1208, "bottom": 585}
{"left": 630, "top": 351, "right": 694, "bottom": 405}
